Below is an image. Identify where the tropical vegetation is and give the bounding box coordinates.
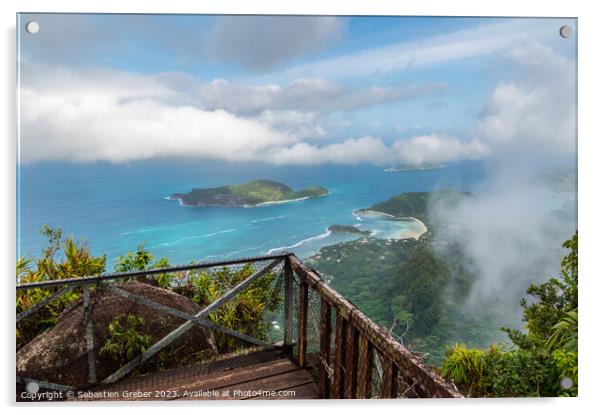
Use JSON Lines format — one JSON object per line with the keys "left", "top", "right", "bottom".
{"left": 440, "top": 232, "right": 578, "bottom": 397}
{"left": 16, "top": 212, "right": 578, "bottom": 396}
{"left": 170, "top": 179, "right": 328, "bottom": 207}
{"left": 16, "top": 226, "right": 281, "bottom": 355}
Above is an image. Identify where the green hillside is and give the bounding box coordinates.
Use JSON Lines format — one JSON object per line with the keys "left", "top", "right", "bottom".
{"left": 170, "top": 179, "right": 328, "bottom": 207}
{"left": 360, "top": 191, "right": 468, "bottom": 226}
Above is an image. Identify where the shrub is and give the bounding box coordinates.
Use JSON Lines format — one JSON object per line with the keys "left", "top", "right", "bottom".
{"left": 16, "top": 226, "right": 106, "bottom": 349}
{"left": 440, "top": 232, "right": 578, "bottom": 397}
{"left": 99, "top": 314, "right": 151, "bottom": 365}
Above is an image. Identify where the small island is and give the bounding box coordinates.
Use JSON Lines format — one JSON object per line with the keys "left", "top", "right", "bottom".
{"left": 327, "top": 224, "right": 372, "bottom": 236}
{"left": 384, "top": 162, "right": 445, "bottom": 172}
{"left": 169, "top": 179, "right": 328, "bottom": 207}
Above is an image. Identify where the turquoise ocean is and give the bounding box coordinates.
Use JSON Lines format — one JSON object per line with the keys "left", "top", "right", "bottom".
{"left": 17, "top": 161, "right": 487, "bottom": 268}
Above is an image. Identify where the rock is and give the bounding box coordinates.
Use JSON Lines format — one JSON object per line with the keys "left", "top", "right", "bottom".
{"left": 16, "top": 281, "right": 218, "bottom": 388}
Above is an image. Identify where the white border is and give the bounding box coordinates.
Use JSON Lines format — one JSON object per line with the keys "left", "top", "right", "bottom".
{"left": 2, "top": 1, "right": 600, "bottom": 414}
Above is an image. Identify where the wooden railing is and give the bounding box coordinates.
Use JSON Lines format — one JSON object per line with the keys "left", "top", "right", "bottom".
{"left": 285, "top": 255, "right": 462, "bottom": 398}
{"left": 16, "top": 253, "right": 461, "bottom": 398}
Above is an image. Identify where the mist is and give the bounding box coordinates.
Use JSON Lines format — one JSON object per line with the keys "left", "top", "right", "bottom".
{"left": 428, "top": 42, "right": 577, "bottom": 341}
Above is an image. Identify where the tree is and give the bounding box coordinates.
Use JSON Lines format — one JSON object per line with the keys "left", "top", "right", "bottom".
{"left": 100, "top": 314, "right": 151, "bottom": 366}
{"left": 185, "top": 264, "right": 282, "bottom": 352}
{"left": 17, "top": 229, "right": 282, "bottom": 357}
{"left": 389, "top": 245, "right": 450, "bottom": 337}
{"left": 114, "top": 243, "right": 171, "bottom": 288}
{"left": 16, "top": 226, "right": 107, "bottom": 349}
{"left": 440, "top": 231, "right": 578, "bottom": 397}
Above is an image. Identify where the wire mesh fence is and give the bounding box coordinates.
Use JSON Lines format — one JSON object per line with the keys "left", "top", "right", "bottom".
{"left": 16, "top": 255, "right": 289, "bottom": 398}
{"left": 287, "top": 255, "right": 462, "bottom": 399}
{"left": 16, "top": 253, "right": 462, "bottom": 400}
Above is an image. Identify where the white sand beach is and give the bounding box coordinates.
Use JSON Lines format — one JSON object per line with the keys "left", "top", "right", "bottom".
{"left": 399, "top": 217, "right": 428, "bottom": 240}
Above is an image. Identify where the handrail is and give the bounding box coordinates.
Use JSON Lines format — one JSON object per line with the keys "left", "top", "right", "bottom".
{"left": 287, "top": 254, "right": 463, "bottom": 398}
{"left": 15, "top": 252, "right": 291, "bottom": 290}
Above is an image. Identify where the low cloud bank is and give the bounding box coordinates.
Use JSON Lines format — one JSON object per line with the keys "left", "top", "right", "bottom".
{"left": 19, "top": 65, "right": 474, "bottom": 166}
{"left": 429, "top": 43, "right": 577, "bottom": 339}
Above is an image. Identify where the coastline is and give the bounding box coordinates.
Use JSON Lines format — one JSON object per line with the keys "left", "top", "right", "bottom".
{"left": 354, "top": 208, "right": 428, "bottom": 240}
{"left": 254, "top": 191, "right": 329, "bottom": 207}
{"left": 254, "top": 196, "right": 309, "bottom": 207}
{"left": 353, "top": 209, "right": 396, "bottom": 219}
{"left": 402, "top": 216, "right": 428, "bottom": 240}
{"left": 167, "top": 192, "right": 329, "bottom": 208}
{"left": 266, "top": 229, "right": 333, "bottom": 255}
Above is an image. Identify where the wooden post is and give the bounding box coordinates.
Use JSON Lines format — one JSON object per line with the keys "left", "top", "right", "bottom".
{"left": 319, "top": 298, "right": 332, "bottom": 398}
{"left": 344, "top": 325, "right": 359, "bottom": 398}
{"left": 357, "top": 336, "right": 374, "bottom": 399}
{"left": 298, "top": 277, "right": 309, "bottom": 367}
{"left": 82, "top": 284, "right": 97, "bottom": 384}
{"left": 381, "top": 360, "right": 399, "bottom": 398}
{"left": 283, "top": 256, "right": 294, "bottom": 347}
{"left": 332, "top": 313, "right": 347, "bottom": 398}
{"left": 289, "top": 256, "right": 464, "bottom": 398}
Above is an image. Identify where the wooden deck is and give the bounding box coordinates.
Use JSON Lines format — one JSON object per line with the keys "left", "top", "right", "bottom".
{"left": 73, "top": 348, "right": 319, "bottom": 401}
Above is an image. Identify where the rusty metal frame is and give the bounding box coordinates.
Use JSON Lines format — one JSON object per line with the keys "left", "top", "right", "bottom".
{"left": 101, "top": 258, "right": 283, "bottom": 384}
{"left": 16, "top": 285, "right": 75, "bottom": 322}
{"left": 82, "top": 284, "right": 97, "bottom": 384}
{"left": 16, "top": 253, "right": 290, "bottom": 290}
{"left": 108, "top": 285, "right": 269, "bottom": 347}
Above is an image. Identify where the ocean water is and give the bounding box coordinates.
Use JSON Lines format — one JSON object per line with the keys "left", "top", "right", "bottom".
{"left": 17, "top": 160, "right": 486, "bottom": 268}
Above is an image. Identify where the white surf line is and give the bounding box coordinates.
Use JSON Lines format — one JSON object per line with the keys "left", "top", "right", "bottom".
{"left": 266, "top": 229, "right": 333, "bottom": 255}
{"left": 397, "top": 216, "right": 428, "bottom": 240}
{"left": 253, "top": 192, "right": 329, "bottom": 207}
{"left": 353, "top": 209, "right": 396, "bottom": 219}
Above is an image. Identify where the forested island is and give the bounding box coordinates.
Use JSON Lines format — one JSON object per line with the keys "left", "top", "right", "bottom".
{"left": 327, "top": 224, "right": 371, "bottom": 235}
{"left": 169, "top": 179, "right": 328, "bottom": 207}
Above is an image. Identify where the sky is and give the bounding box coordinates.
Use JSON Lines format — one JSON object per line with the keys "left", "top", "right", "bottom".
{"left": 17, "top": 14, "right": 577, "bottom": 167}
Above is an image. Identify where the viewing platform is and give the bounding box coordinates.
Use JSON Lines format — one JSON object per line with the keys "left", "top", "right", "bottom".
{"left": 16, "top": 253, "right": 462, "bottom": 400}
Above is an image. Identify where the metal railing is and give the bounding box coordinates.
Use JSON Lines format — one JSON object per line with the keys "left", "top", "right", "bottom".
{"left": 16, "top": 253, "right": 462, "bottom": 398}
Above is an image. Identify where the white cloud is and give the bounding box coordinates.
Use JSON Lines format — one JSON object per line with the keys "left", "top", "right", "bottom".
{"left": 19, "top": 65, "right": 449, "bottom": 165}
{"left": 477, "top": 43, "right": 576, "bottom": 159}
{"left": 392, "top": 135, "right": 489, "bottom": 165}
{"left": 20, "top": 42, "right": 575, "bottom": 168}
{"left": 263, "top": 134, "right": 489, "bottom": 166}
{"left": 163, "top": 76, "right": 445, "bottom": 115}
{"left": 256, "top": 19, "right": 558, "bottom": 82}
{"left": 20, "top": 92, "right": 295, "bottom": 164}
{"left": 18, "top": 63, "right": 486, "bottom": 166}
{"left": 256, "top": 110, "right": 326, "bottom": 140}
{"left": 264, "top": 137, "right": 391, "bottom": 165}
{"left": 20, "top": 74, "right": 479, "bottom": 165}
{"left": 206, "top": 16, "right": 346, "bottom": 71}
